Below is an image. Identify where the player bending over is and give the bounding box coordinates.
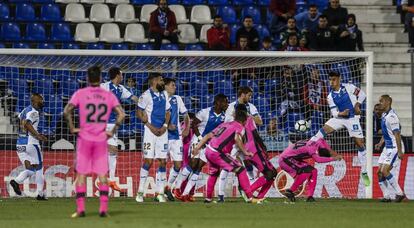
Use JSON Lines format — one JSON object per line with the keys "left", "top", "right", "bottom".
{"left": 174, "top": 94, "right": 228, "bottom": 202}
{"left": 311, "top": 71, "right": 370, "bottom": 186}
{"left": 65, "top": 66, "right": 125, "bottom": 217}
{"left": 278, "top": 138, "right": 342, "bottom": 202}
{"left": 375, "top": 95, "right": 406, "bottom": 202}
{"left": 193, "top": 105, "right": 259, "bottom": 203}
{"left": 10, "top": 93, "right": 48, "bottom": 200}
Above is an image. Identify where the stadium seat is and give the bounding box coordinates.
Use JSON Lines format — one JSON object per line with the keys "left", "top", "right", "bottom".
{"left": 90, "top": 4, "right": 114, "bottom": 23}
{"left": 75, "top": 23, "right": 99, "bottom": 42}
{"left": 181, "top": 0, "right": 204, "bottom": 5}
{"left": 214, "top": 80, "right": 234, "bottom": 97}
{"left": 177, "top": 24, "right": 198, "bottom": 43}
{"left": 38, "top": 43, "right": 56, "bottom": 49}
{"left": 140, "top": 4, "right": 157, "bottom": 23}
{"left": 160, "top": 44, "right": 179, "bottom": 50}
{"left": 33, "top": 0, "right": 55, "bottom": 3}
{"left": 264, "top": 79, "right": 279, "bottom": 96}
{"left": 257, "top": 0, "right": 269, "bottom": 6}
{"left": 99, "top": 23, "right": 123, "bottom": 43}
{"left": 0, "top": 43, "right": 5, "bottom": 48}
{"left": 216, "top": 6, "right": 236, "bottom": 24}
{"left": 56, "top": 0, "right": 79, "bottom": 4}
{"left": 253, "top": 95, "right": 270, "bottom": 114}
{"left": 106, "top": 0, "right": 130, "bottom": 4}
{"left": 25, "top": 23, "right": 47, "bottom": 41}
{"left": 190, "top": 5, "right": 212, "bottom": 24}
{"left": 310, "top": 110, "right": 324, "bottom": 135}
{"left": 199, "top": 24, "right": 212, "bottom": 43}
{"left": 40, "top": 4, "right": 62, "bottom": 22}
{"left": 135, "top": 43, "right": 153, "bottom": 50}
{"left": 169, "top": 5, "right": 189, "bottom": 24}
{"left": 65, "top": 3, "right": 88, "bottom": 23}
{"left": 208, "top": 0, "right": 229, "bottom": 6}
{"left": 308, "top": 0, "right": 328, "bottom": 9}
{"left": 15, "top": 3, "right": 36, "bottom": 22}
{"left": 1, "top": 22, "right": 21, "bottom": 41}
{"left": 185, "top": 44, "right": 204, "bottom": 50}
{"left": 130, "top": 0, "right": 156, "bottom": 4}
{"left": 124, "top": 23, "right": 149, "bottom": 43}
{"left": 0, "top": 3, "right": 10, "bottom": 21}
{"left": 51, "top": 23, "right": 72, "bottom": 42}
{"left": 33, "top": 79, "right": 53, "bottom": 95}
{"left": 62, "top": 43, "right": 80, "bottom": 49}
{"left": 256, "top": 24, "right": 270, "bottom": 40}
{"left": 241, "top": 6, "right": 261, "bottom": 24}
{"left": 239, "top": 79, "right": 259, "bottom": 93}
{"left": 115, "top": 4, "right": 139, "bottom": 23}
{"left": 80, "top": 0, "right": 105, "bottom": 3}
{"left": 16, "top": 94, "right": 31, "bottom": 113}
{"left": 230, "top": 24, "right": 240, "bottom": 45}
{"left": 111, "top": 43, "right": 129, "bottom": 50}
{"left": 87, "top": 43, "right": 105, "bottom": 49}
{"left": 10, "top": 79, "right": 28, "bottom": 95}
{"left": 60, "top": 79, "right": 79, "bottom": 97}
{"left": 232, "top": 0, "right": 254, "bottom": 6}
{"left": 12, "top": 42, "right": 30, "bottom": 49}
{"left": 166, "top": 0, "right": 180, "bottom": 3}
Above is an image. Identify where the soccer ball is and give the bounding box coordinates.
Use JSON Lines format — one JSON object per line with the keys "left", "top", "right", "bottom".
{"left": 294, "top": 120, "right": 310, "bottom": 132}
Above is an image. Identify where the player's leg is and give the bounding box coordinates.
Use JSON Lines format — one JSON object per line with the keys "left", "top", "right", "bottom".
{"left": 311, "top": 123, "right": 335, "bottom": 141}
{"left": 180, "top": 159, "right": 205, "bottom": 201}
{"left": 217, "top": 169, "right": 228, "bottom": 202}
{"left": 32, "top": 145, "right": 46, "bottom": 200}
{"left": 72, "top": 174, "right": 87, "bottom": 218}
{"left": 11, "top": 145, "right": 36, "bottom": 196}
{"left": 243, "top": 159, "right": 255, "bottom": 182}
{"left": 136, "top": 130, "right": 155, "bottom": 202}
{"left": 165, "top": 140, "right": 183, "bottom": 201}
{"left": 380, "top": 149, "right": 405, "bottom": 202}
{"left": 154, "top": 132, "right": 169, "bottom": 203}
{"left": 305, "top": 168, "right": 318, "bottom": 202}
{"left": 250, "top": 153, "right": 277, "bottom": 200}
{"left": 97, "top": 175, "right": 109, "bottom": 217}
{"left": 377, "top": 162, "right": 392, "bottom": 202}
{"left": 92, "top": 140, "right": 110, "bottom": 216}
{"left": 205, "top": 163, "right": 220, "bottom": 203}
{"left": 106, "top": 124, "right": 121, "bottom": 192}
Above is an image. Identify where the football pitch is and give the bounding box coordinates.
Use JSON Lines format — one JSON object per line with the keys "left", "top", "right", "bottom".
{"left": 0, "top": 198, "right": 413, "bottom": 228}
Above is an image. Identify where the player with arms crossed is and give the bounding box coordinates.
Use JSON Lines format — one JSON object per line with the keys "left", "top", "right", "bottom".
{"left": 279, "top": 138, "right": 342, "bottom": 202}
{"left": 64, "top": 66, "right": 125, "bottom": 217}
{"left": 136, "top": 73, "right": 171, "bottom": 203}
{"left": 10, "top": 93, "right": 48, "bottom": 200}
{"left": 375, "top": 95, "right": 406, "bottom": 202}
{"left": 101, "top": 67, "right": 139, "bottom": 192}
{"left": 311, "top": 71, "right": 370, "bottom": 186}
{"left": 174, "top": 94, "right": 228, "bottom": 201}
{"left": 219, "top": 86, "right": 263, "bottom": 202}
{"left": 163, "top": 78, "right": 190, "bottom": 201}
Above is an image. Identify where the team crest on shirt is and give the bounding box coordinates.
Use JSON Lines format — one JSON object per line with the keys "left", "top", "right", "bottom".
{"left": 352, "top": 124, "right": 359, "bottom": 131}
{"left": 30, "top": 112, "right": 38, "bottom": 120}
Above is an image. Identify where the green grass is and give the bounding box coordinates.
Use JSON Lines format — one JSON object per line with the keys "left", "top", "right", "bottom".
{"left": 0, "top": 198, "right": 413, "bottom": 228}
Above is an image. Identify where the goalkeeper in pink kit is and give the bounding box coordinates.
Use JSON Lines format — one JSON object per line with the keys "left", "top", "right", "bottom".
{"left": 64, "top": 66, "right": 125, "bottom": 217}
{"left": 278, "top": 138, "right": 342, "bottom": 202}
{"left": 192, "top": 106, "right": 258, "bottom": 203}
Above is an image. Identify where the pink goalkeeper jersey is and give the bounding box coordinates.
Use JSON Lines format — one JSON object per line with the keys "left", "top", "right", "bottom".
{"left": 279, "top": 138, "right": 335, "bottom": 163}
{"left": 208, "top": 121, "right": 245, "bottom": 154}
{"left": 69, "top": 86, "right": 120, "bottom": 142}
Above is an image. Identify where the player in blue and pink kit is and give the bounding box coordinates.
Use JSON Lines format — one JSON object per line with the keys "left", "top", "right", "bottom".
{"left": 278, "top": 138, "right": 342, "bottom": 202}
{"left": 192, "top": 106, "right": 256, "bottom": 203}
{"left": 64, "top": 66, "right": 125, "bottom": 217}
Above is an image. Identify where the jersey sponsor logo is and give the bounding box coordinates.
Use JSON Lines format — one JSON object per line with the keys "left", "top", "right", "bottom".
{"left": 16, "top": 146, "right": 26, "bottom": 153}
{"left": 29, "top": 112, "right": 38, "bottom": 120}
{"left": 353, "top": 88, "right": 360, "bottom": 96}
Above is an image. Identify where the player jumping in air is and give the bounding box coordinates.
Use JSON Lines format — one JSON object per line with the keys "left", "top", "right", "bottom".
{"left": 163, "top": 78, "right": 190, "bottom": 201}
{"left": 100, "top": 67, "right": 139, "bottom": 192}
{"left": 174, "top": 94, "right": 228, "bottom": 202}
{"left": 64, "top": 66, "right": 125, "bottom": 217}
{"left": 311, "top": 71, "right": 370, "bottom": 186}
{"left": 136, "top": 73, "right": 171, "bottom": 203}
{"left": 10, "top": 93, "right": 48, "bottom": 200}
{"left": 375, "top": 95, "right": 406, "bottom": 202}
{"left": 279, "top": 138, "right": 342, "bottom": 202}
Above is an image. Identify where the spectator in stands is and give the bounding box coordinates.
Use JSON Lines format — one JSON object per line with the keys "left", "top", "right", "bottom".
{"left": 373, "top": 103, "right": 383, "bottom": 136}
{"left": 295, "top": 4, "right": 321, "bottom": 34}
{"left": 232, "top": 36, "right": 255, "bottom": 90}
{"left": 149, "top": 0, "right": 180, "bottom": 50}
{"left": 281, "top": 34, "right": 306, "bottom": 51}
{"left": 402, "top": 0, "right": 414, "bottom": 47}
{"left": 337, "top": 14, "right": 364, "bottom": 51}
{"left": 322, "top": 0, "right": 348, "bottom": 31}
{"left": 304, "top": 66, "right": 328, "bottom": 113}
{"left": 236, "top": 16, "right": 260, "bottom": 50}
{"left": 233, "top": 35, "right": 251, "bottom": 51}
{"left": 269, "top": 0, "right": 296, "bottom": 36}
{"left": 308, "top": 15, "right": 338, "bottom": 51}
{"left": 126, "top": 77, "right": 139, "bottom": 97}
{"left": 277, "top": 67, "right": 305, "bottom": 117}
{"left": 260, "top": 36, "right": 276, "bottom": 51}
{"left": 280, "top": 17, "right": 301, "bottom": 47}
{"left": 299, "top": 36, "right": 310, "bottom": 51}
{"left": 261, "top": 116, "right": 289, "bottom": 151}
{"left": 207, "top": 15, "right": 231, "bottom": 50}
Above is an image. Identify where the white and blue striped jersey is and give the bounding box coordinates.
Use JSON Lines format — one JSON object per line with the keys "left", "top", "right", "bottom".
{"left": 138, "top": 88, "right": 171, "bottom": 129}
{"left": 381, "top": 109, "right": 402, "bottom": 149}
{"left": 101, "top": 81, "right": 133, "bottom": 123}
{"left": 224, "top": 101, "right": 260, "bottom": 122}
{"left": 196, "top": 107, "right": 226, "bottom": 137}
{"left": 168, "top": 95, "right": 188, "bottom": 140}
{"left": 17, "top": 105, "right": 40, "bottom": 145}
{"left": 327, "top": 83, "right": 366, "bottom": 119}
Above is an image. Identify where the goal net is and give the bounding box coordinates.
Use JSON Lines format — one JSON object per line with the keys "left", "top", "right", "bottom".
{"left": 0, "top": 50, "right": 373, "bottom": 199}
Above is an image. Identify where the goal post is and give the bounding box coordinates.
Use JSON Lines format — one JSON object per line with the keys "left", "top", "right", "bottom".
{"left": 0, "top": 49, "right": 374, "bottom": 199}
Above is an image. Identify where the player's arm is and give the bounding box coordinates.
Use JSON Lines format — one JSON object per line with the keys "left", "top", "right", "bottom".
{"left": 394, "top": 130, "right": 403, "bottom": 159}
{"left": 63, "top": 103, "right": 80, "bottom": 134}
{"left": 107, "top": 105, "right": 126, "bottom": 137}
{"left": 250, "top": 105, "right": 263, "bottom": 126}
{"left": 191, "top": 117, "right": 202, "bottom": 138}
{"left": 192, "top": 132, "right": 214, "bottom": 156}
{"left": 137, "top": 109, "right": 160, "bottom": 135}
{"left": 350, "top": 84, "right": 366, "bottom": 115}
{"left": 375, "top": 136, "right": 385, "bottom": 151}
{"left": 130, "top": 95, "right": 139, "bottom": 103}
{"left": 23, "top": 120, "right": 47, "bottom": 141}
{"left": 311, "top": 153, "right": 340, "bottom": 163}
{"left": 235, "top": 132, "right": 253, "bottom": 157}
{"left": 181, "top": 113, "right": 190, "bottom": 137}
{"left": 159, "top": 110, "right": 171, "bottom": 135}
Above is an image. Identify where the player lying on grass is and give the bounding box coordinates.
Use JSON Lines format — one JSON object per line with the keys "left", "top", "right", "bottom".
{"left": 278, "top": 138, "right": 342, "bottom": 202}
{"left": 64, "top": 66, "right": 125, "bottom": 217}
{"left": 192, "top": 105, "right": 259, "bottom": 203}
